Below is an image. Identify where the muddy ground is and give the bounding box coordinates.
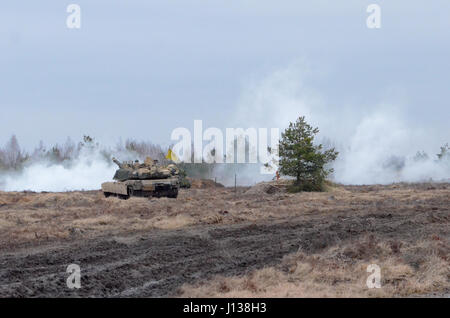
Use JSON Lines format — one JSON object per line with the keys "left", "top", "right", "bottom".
{"left": 0, "top": 182, "right": 448, "bottom": 297}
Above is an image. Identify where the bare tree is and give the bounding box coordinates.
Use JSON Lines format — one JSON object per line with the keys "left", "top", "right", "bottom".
{"left": 2, "top": 135, "right": 25, "bottom": 169}
{"left": 61, "top": 137, "right": 77, "bottom": 161}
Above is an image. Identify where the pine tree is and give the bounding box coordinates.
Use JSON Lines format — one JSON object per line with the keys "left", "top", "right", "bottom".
{"left": 279, "top": 116, "right": 338, "bottom": 191}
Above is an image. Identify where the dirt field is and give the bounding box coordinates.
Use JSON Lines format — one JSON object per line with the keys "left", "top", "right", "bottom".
{"left": 0, "top": 181, "right": 448, "bottom": 297}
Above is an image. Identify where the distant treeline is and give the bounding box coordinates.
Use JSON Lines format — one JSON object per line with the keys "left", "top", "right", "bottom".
{"left": 0, "top": 135, "right": 168, "bottom": 171}
{"left": 413, "top": 144, "right": 450, "bottom": 162}
{"left": 0, "top": 135, "right": 253, "bottom": 181}
{"left": 1, "top": 135, "right": 449, "bottom": 180}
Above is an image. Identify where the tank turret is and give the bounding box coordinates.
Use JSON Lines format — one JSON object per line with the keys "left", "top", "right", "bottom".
{"left": 102, "top": 156, "right": 180, "bottom": 199}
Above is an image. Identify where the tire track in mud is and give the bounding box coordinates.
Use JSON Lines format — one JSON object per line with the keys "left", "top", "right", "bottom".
{"left": 0, "top": 209, "right": 447, "bottom": 297}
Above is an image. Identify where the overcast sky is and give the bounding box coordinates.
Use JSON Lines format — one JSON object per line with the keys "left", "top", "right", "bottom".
{"left": 0, "top": 1, "right": 449, "bottom": 151}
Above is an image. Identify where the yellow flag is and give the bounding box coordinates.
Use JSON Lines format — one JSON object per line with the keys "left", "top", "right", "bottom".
{"left": 165, "top": 148, "right": 179, "bottom": 163}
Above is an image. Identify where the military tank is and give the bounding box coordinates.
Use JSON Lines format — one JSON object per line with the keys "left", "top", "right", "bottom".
{"left": 101, "top": 157, "right": 180, "bottom": 199}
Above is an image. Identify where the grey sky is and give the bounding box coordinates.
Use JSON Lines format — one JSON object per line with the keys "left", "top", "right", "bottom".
{"left": 1, "top": 1, "right": 449, "bottom": 151}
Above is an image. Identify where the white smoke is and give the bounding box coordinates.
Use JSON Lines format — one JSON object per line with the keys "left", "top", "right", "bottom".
{"left": 1, "top": 150, "right": 116, "bottom": 192}
{"left": 333, "top": 108, "right": 450, "bottom": 184}
{"left": 232, "top": 61, "right": 450, "bottom": 184}
{"left": 1, "top": 61, "right": 448, "bottom": 191}
{"left": 0, "top": 141, "right": 166, "bottom": 192}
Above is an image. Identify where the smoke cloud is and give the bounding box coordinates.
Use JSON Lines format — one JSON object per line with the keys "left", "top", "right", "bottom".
{"left": 1, "top": 62, "right": 448, "bottom": 191}
{"left": 0, "top": 140, "right": 168, "bottom": 192}
{"left": 0, "top": 151, "right": 115, "bottom": 192}
{"left": 232, "top": 61, "right": 450, "bottom": 184}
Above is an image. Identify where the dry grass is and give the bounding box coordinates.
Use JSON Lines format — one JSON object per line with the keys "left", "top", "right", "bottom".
{"left": 0, "top": 181, "right": 448, "bottom": 297}
{"left": 178, "top": 237, "right": 449, "bottom": 297}
{"left": 0, "top": 182, "right": 448, "bottom": 249}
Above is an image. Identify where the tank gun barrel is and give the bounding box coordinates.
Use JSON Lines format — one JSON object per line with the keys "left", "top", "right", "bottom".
{"left": 112, "top": 157, "right": 124, "bottom": 169}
